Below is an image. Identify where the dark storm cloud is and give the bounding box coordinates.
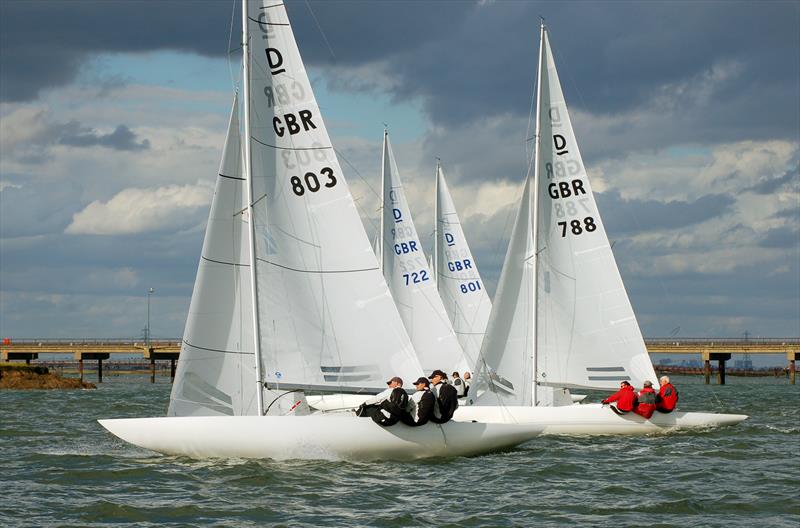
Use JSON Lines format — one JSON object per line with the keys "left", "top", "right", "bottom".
{"left": 56, "top": 123, "right": 150, "bottom": 151}
{"left": 3, "top": 1, "right": 797, "bottom": 144}
{"left": 316, "top": 1, "right": 799, "bottom": 140}
{"left": 0, "top": 0, "right": 233, "bottom": 101}
{"left": 0, "top": 0, "right": 465, "bottom": 102}
{"left": 596, "top": 191, "right": 735, "bottom": 236}
{"left": 747, "top": 163, "right": 799, "bottom": 195}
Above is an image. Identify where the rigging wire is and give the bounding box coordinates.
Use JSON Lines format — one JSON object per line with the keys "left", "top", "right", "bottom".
{"left": 227, "top": 0, "right": 242, "bottom": 93}
{"left": 304, "top": 0, "right": 337, "bottom": 62}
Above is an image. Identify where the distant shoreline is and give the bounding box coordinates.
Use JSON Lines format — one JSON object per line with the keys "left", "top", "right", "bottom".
{"left": 0, "top": 363, "right": 96, "bottom": 390}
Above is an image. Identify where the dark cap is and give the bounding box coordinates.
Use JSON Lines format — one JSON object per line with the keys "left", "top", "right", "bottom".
{"left": 413, "top": 377, "right": 430, "bottom": 386}
{"left": 386, "top": 376, "right": 403, "bottom": 386}
{"left": 428, "top": 369, "right": 447, "bottom": 379}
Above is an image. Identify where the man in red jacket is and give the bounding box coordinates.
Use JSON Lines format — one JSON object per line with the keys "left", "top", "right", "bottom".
{"left": 633, "top": 380, "right": 657, "bottom": 419}
{"left": 602, "top": 380, "right": 637, "bottom": 415}
{"left": 656, "top": 375, "right": 679, "bottom": 413}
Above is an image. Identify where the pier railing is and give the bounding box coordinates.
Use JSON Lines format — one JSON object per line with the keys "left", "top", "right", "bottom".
{"left": 2, "top": 337, "right": 798, "bottom": 385}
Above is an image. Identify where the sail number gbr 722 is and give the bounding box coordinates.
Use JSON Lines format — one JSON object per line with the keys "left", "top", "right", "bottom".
{"left": 290, "top": 167, "right": 337, "bottom": 196}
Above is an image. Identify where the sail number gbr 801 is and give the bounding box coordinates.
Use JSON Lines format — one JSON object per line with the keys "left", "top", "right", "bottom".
{"left": 290, "top": 167, "right": 337, "bottom": 196}
{"left": 549, "top": 177, "right": 595, "bottom": 238}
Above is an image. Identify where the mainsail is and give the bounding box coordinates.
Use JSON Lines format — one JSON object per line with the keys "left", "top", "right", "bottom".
{"left": 433, "top": 163, "right": 492, "bottom": 372}
{"left": 246, "top": 2, "right": 423, "bottom": 395}
{"left": 168, "top": 95, "right": 257, "bottom": 416}
{"left": 380, "top": 132, "right": 467, "bottom": 373}
{"left": 476, "top": 24, "right": 656, "bottom": 406}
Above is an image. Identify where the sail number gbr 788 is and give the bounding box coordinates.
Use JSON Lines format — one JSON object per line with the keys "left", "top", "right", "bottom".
{"left": 548, "top": 177, "right": 595, "bottom": 238}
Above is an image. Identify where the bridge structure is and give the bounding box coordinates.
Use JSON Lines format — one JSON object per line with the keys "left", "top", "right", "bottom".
{"left": 2, "top": 337, "right": 798, "bottom": 385}
{"left": 0, "top": 338, "right": 179, "bottom": 383}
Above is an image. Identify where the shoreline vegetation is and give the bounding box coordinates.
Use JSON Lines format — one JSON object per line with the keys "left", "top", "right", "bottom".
{"left": 0, "top": 363, "right": 96, "bottom": 390}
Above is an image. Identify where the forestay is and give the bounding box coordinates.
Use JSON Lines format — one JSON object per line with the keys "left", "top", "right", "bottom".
{"left": 246, "top": 2, "right": 423, "bottom": 394}
{"left": 434, "top": 163, "right": 492, "bottom": 372}
{"left": 169, "top": 95, "right": 258, "bottom": 416}
{"left": 380, "top": 132, "right": 466, "bottom": 373}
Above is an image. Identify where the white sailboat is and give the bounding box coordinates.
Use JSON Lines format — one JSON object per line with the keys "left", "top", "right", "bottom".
{"left": 379, "top": 131, "right": 468, "bottom": 373}
{"left": 99, "top": 0, "right": 545, "bottom": 460}
{"left": 433, "top": 162, "right": 492, "bottom": 374}
{"left": 454, "top": 22, "right": 746, "bottom": 431}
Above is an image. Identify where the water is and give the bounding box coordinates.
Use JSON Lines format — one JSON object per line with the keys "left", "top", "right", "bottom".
{"left": 1, "top": 374, "right": 797, "bottom": 527}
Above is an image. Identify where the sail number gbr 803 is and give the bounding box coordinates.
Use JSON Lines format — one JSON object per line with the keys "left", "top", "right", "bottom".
{"left": 290, "top": 167, "right": 337, "bottom": 196}
{"left": 548, "top": 176, "right": 595, "bottom": 238}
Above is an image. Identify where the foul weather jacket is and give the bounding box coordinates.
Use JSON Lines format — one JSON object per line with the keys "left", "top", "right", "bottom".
{"left": 401, "top": 389, "right": 435, "bottom": 426}
{"left": 633, "top": 387, "right": 657, "bottom": 419}
{"left": 657, "top": 383, "right": 679, "bottom": 413}
{"left": 430, "top": 382, "right": 459, "bottom": 424}
{"left": 602, "top": 385, "right": 637, "bottom": 412}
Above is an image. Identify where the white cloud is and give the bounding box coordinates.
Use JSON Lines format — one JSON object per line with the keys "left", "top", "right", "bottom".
{"left": 66, "top": 182, "right": 212, "bottom": 235}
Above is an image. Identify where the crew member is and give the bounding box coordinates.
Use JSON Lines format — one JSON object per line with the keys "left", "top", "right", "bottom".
{"left": 356, "top": 376, "right": 403, "bottom": 420}
{"left": 633, "top": 380, "right": 657, "bottom": 419}
{"left": 601, "top": 380, "right": 637, "bottom": 415}
{"left": 375, "top": 379, "right": 409, "bottom": 427}
{"left": 401, "top": 377, "right": 435, "bottom": 426}
{"left": 429, "top": 369, "right": 458, "bottom": 423}
{"left": 463, "top": 372, "right": 472, "bottom": 398}
{"left": 452, "top": 371, "right": 467, "bottom": 398}
{"left": 656, "top": 375, "right": 679, "bottom": 413}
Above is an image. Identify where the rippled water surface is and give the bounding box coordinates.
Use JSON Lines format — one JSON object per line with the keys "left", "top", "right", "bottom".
{"left": 1, "top": 374, "right": 797, "bottom": 527}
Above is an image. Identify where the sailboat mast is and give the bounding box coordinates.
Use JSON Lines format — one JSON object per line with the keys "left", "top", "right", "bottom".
{"left": 530, "top": 20, "right": 546, "bottom": 407}
{"left": 433, "top": 158, "right": 440, "bottom": 289}
{"left": 241, "top": 0, "right": 265, "bottom": 416}
{"left": 379, "top": 128, "right": 388, "bottom": 275}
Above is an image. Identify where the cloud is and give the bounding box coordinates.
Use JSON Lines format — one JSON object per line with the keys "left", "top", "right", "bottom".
{"left": 56, "top": 123, "right": 150, "bottom": 151}
{"left": 66, "top": 183, "right": 212, "bottom": 235}
{"left": 0, "top": 106, "right": 150, "bottom": 163}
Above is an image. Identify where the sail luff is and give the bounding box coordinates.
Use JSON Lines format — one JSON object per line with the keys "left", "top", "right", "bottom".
{"left": 380, "top": 128, "right": 388, "bottom": 276}
{"left": 433, "top": 158, "right": 440, "bottom": 289}
{"left": 530, "top": 22, "right": 546, "bottom": 405}
{"left": 241, "top": 0, "right": 265, "bottom": 416}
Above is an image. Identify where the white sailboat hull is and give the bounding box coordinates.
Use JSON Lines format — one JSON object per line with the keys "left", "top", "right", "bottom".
{"left": 454, "top": 404, "right": 747, "bottom": 435}
{"left": 306, "top": 394, "right": 370, "bottom": 412}
{"left": 98, "top": 414, "right": 544, "bottom": 461}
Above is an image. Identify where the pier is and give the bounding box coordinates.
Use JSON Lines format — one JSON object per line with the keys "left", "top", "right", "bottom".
{"left": 1, "top": 339, "right": 179, "bottom": 383}
{"left": 1, "top": 337, "right": 798, "bottom": 384}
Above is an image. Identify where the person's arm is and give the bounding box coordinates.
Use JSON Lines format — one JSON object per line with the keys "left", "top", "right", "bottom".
{"left": 363, "top": 387, "right": 391, "bottom": 406}
{"left": 602, "top": 390, "right": 621, "bottom": 404}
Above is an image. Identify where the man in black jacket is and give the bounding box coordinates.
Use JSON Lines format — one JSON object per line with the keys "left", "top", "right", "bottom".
{"left": 428, "top": 369, "right": 458, "bottom": 424}
{"left": 401, "top": 377, "right": 436, "bottom": 426}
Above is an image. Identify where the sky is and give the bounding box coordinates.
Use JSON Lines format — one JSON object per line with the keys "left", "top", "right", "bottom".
{"left": 0, "top": 0, "right": 798, "bottom": 343}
